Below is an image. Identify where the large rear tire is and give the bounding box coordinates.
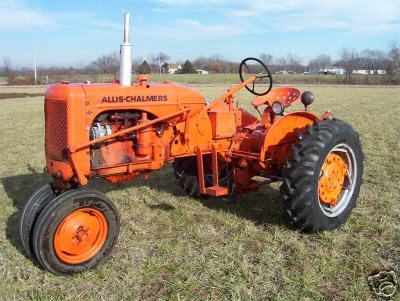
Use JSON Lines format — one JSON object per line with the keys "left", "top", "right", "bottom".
{"left": 19, "top": 184, "right": 57, "bottom": 258}
{"left": 32, "top": 189, "right": 120, "bottom": 275}
{"left": 280, "top": 119, "right": 363, "bottom": 232}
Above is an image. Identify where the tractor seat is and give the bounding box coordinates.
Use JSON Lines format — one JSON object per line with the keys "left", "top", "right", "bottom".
{"left": 251, "top": 87, "right": 301, "bottom": 108}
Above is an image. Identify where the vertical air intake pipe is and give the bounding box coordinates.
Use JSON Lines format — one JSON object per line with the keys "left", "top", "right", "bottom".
{"left": 119, "top": 12, "right": 132, "bottom": 86}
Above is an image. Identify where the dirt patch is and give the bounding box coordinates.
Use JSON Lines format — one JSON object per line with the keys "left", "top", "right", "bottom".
{"left": 0, "top": 93, "right": 44, "bottom": 100}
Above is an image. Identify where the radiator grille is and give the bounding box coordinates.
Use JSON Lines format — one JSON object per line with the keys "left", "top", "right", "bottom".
{"left": 45, "top": 99, "right": 68, "bottom": 161}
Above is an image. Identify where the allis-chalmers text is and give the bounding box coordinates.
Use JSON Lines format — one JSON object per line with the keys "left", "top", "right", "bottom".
{"left": 102, "top": 95, "right": 168, "bottom": 103}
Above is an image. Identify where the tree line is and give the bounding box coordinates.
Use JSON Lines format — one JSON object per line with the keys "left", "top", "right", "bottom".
{"left": 1, "top": 42, "right": 399, "bottom": 84}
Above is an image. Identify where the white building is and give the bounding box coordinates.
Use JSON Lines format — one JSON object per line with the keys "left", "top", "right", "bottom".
{"left": 168, "top": 64, "right": 182, "bottom": 74}
{"left": 352, "top": 69, "right": 386, "bottom": 75}
{"left": 320, "top": 67, "right": 345, "bottom": 75}
{"left": 196, "top": 69, "right": 209, "bottom": 75}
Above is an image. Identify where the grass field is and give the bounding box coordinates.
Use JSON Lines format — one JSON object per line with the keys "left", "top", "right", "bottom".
{"left": 0, "top": 83, "right": 399, "bottom": 300}
{"left": 4, "top": 72, "right": 398, "bottom": 86}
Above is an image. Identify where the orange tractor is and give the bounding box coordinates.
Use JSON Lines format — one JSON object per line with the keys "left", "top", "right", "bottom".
{"left": 20, "top": 13, "right": 363, "bottom": 274}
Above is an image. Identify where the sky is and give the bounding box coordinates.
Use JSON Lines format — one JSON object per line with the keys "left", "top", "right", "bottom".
{"left": 0, "top": 0, "right": 399, "bottom": 68}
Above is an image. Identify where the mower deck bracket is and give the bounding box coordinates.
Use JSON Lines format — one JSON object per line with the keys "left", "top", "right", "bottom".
{"left": 196, "top": 144, "right": 229, "bottom": 197}
{"left": 205, "top": 186, "right": 229, "bottom": 197}
{"left": 196, "top": 146, "right": 206, "bottom": 193}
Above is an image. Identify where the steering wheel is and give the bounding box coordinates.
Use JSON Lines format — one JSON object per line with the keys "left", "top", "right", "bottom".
{"left": 239, "top": 57, "right": 273, "bottom": 96}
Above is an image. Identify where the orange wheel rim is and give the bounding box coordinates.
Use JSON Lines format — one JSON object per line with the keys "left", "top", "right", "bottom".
{"left": 318, "top": 153, "right": 348, "bottom": 206}
{"left": 54, "top": 208, "right": 108, "bottom": 264}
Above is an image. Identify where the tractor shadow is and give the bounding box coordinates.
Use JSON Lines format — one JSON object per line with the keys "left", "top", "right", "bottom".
{"left": 2, "top": 163, "right": 288, "bottom": 258}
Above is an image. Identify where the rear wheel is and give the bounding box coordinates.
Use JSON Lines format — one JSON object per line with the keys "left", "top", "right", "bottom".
{"left": 32, "top": 189, "right": 120, "bottom": 274}
{"left": 19, "top": 184, "right": 57, "bottom": 258}
{"left": 281, "top": 119, "right": 363, "bottom": 232}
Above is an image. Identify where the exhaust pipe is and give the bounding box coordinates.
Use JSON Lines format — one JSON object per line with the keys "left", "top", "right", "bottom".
{"left": 119, "top": 12, "right": 132, "bottom": 86}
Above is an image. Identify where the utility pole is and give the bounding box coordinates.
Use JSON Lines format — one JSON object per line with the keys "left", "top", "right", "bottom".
{"left": 33, "top": 45, "right": 37, "bottom": 85}
{"left": 159, "top": 54, "right": 161, "bottom": 74}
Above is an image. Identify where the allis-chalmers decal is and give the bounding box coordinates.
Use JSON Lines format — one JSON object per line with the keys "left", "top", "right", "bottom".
{"left": 102, "top": 95, "right": 168, "bottom": 103}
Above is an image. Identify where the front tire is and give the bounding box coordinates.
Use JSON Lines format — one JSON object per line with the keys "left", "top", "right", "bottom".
{"left": 280, "top": 119, "right": 363, "bottom": 232}
{"left": 19, "top": 184, "right": 57, "bottom": 258}
{"left": 32, "top": 189, "right": 120, "bottom": 275}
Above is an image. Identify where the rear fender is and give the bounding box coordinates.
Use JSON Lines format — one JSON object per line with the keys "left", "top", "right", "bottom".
{"left": 260, "top": 111, "right": 320, "bottom": 164}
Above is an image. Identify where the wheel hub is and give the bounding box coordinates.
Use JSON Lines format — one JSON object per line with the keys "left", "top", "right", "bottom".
{"left": 319, "top": 153, "right": 348, "bottom": 206}
{"left": 72, "top": 225, "right": 90, "bottom": 246}
{"left": 54, "top": 208, "right": 108, "bottom": 264}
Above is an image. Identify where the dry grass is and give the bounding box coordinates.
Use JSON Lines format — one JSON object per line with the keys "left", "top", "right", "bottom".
{"left": 0, "top": 83, "right": 399, "bottom": 300}
{"left": 5, "top": 72, "right": 399, "bottom": 86}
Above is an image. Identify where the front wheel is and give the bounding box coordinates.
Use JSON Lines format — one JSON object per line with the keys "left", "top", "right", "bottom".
{"left": 19, "top": 184, "right": 57, "bottom": 258}
{"left": 32, "top": 189, "right": 120, "bottom": 274}
{"left": 280, "top": 119, "right": 363, "bottom": 232}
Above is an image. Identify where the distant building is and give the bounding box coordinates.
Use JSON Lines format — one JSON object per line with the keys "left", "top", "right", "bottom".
{"left": 308, "top": 66, "right": 387, "bottom": 75}
{"left": 319, "top": 67, "right": 345, "bottom": 75}
{"left": 308, "top": 67, "right": 319, "bottom": 75}
{"left": 275, "top": 70, "right": 297, "bottom": 74}
{"left": 352, "top": 70, "right": 368, "bottom": 75}
{"left": 196, "top": 69, "right": 209, "bottom": 75}
{"left": 352, "top": 69, "right": 386, "bottom": 75}
{"left": 168, "top": 64, "right": 182, "bottom": 74}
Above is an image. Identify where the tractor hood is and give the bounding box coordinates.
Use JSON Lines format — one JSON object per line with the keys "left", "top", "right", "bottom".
{"left": 80, "top": 81, "right": 206, "bottom": 118}
{"left": 45, "top": 80, "right": 206, "bottom": 120}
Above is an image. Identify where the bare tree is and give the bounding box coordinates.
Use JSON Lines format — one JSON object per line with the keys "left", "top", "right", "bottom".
{"left": 209, "top": 54, "right": 224, "bottom": 73}
{"left": 276, "top": 57, "right": 287, "bottom": 71}
{"left": 388, "top": 41, "right": 400, "bottom": 73}
{"left": 158, "top": 52, "right": 170, "bottom": 64}
{"left": 309, "top": 54, "right": 332, "bottom": 71}
{"left": 359, "top": 49, "right": 386, "bottom": 74}
{"left": 193, "top": 56, "right": 208, "bottom": 70}
{"left": 275, "top": 54, "right": 303, "bottom": 73}
{"left": 207, "top": 55, "right": 226, "bottom": 73}
{"left": 149, "top": 52, "right": 170, "bottom": 74}
{"left": 90, "top": 52, "right": 119, "bottom": 74}
{"left": 2, "top": 57, "right": 12, "bottom": 74}
{"left": 132, "top": 57, "right": 143, "bottom": 74}
{"left": 148, "top": 54, "right": 158, "bottom": 73}
{"left": 193, "top": 54, "right": 236, "bottom": 73}
{"left": 338, "top": 48, "right": 359, "bottom": 80}
{"left": 286, "top": 53, "right": 302, "bottom": 72}
{"left": 2, "top": 57, "right": 16, "bottom": 84}
{"left": 259, "top": 53, "right": 273, "bottom": 66}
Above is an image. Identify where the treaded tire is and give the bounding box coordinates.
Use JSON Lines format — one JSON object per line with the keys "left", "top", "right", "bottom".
{"left": 32, "top": 189, "right": 120, "bottom": 275}
{"left": 280, "top": 119, "right": 363, "bottom": 232}
{"left": 19, "top": 184, "right": 57, "bottom": 258}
